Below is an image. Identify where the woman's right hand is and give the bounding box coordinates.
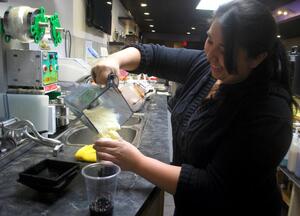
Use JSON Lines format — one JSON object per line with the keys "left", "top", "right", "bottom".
{"left": 91, "top": 57, "right": 120, "bottom": 85}
{"left": 93, "top": 137, "right": 145, "bottom": 172}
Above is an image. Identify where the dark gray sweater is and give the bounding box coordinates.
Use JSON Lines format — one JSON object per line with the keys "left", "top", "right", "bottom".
{"left": 130, "top": 43, "right": 292, "bottom": 216}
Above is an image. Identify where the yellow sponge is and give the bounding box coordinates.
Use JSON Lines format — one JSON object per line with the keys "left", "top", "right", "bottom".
{"left": 74, "top": 131, "right": 120, "bottom": 162}
{"left": 74, "top": 145, "right": 97, "bottom": 162}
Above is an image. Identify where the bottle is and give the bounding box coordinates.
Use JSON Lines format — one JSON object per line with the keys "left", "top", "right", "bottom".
{"left": 112, "top": 29, "right": 118, "bottom": 42}
{"left": 287, "top": 128, "right": 299, "bottom": 173}
{"left": 294, "top": 141, "right": 300, "bottom": 177}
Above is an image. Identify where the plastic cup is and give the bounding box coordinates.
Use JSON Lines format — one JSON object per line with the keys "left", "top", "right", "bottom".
{"left": 82, "top": 162, "right": 121, "bottom": 216}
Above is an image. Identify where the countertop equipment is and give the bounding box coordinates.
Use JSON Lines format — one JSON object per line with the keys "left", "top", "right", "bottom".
{"left": 64, "top": 74, "right": 133, "bottom": 134}
{"left": 18, "top": 159, "right": 80, "bottom": 192}
{"left": 7, "top": 94, "right": 49, "bottom": 132}
{"left": 6, "top": 49, "right": 59, "bottom": 92}
{"left": 0, "top": 5, "right": 64, "bottom": 156}
{"left": 50, "top": 96, "right": 70, "bottom": 129}
{"left": 58, "top": 58, "right": 91, "bottom": 82}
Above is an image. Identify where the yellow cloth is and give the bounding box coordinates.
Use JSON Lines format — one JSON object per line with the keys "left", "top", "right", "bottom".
{"left": 74, "top": 130, "right": 120, "bottom": 162}
{"left": 75, "top": 144, "right": 97, "bottom": 162}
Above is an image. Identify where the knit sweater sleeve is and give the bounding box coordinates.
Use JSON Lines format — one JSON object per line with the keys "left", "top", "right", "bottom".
{"left": 125, "top": 43, "right": 208, "bottom": 84}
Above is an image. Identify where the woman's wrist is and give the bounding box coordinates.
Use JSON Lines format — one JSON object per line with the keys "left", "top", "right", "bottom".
{"left": 131, "top": 153, "right": 148, "bottom": 174}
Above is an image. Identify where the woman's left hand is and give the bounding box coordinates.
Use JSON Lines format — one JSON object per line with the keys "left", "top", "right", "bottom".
{"left": 93, "top": 138, "right": 144, "bottom": 171}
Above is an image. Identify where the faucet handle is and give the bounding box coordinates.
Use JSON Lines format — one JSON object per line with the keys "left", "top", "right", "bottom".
{"left": 53, "top": 143, "right": 64, "bottom": 157}
{"left": 4, "top": 119, "right": 63, "bottom": 156}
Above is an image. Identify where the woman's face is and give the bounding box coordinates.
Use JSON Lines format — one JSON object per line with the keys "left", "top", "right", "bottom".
{"left": 204, "top": 20, "right": 255, "bottom": 84}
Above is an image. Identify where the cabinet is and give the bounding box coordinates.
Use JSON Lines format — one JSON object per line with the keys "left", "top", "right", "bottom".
{"left": 137, "top": 187, "right": 164, "bottom": 216}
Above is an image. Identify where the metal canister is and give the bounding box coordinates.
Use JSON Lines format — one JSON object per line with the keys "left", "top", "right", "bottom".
{"left": 55, "top": 96, "right": 70, "bottom": 128}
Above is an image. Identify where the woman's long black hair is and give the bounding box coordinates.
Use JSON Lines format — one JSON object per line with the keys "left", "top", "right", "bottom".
{"left": 214, "top": 0, "right": 298, "bottom": 111}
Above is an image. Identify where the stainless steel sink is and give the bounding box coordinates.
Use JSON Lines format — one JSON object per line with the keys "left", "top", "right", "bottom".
{"left": 57, "top": 113, "right": 146, "bottom": 147}
{"left": 64, "top": 125, "right": 137, "bottom": 145}
{"left": 123, "top": 116, "right": 141, "bottom": 126}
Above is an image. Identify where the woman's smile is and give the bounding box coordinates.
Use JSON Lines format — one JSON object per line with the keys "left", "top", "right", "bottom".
{"left": 210, "top": 64, "right": 225, "bottom": 80}
{"left": 211, "top": 64, "right": 222, "bottom": 73}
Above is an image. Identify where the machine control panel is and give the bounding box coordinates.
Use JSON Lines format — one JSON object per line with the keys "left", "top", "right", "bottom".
{"left": 6, "top": 49, "right": 58, "bottom": 90}
{"left": 42, "top": 51, "right": 58, "bottom": 85}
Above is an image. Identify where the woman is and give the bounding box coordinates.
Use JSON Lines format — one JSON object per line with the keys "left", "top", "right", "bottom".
{"left": 92, "top": 0, "right": 294, "bottom": 215}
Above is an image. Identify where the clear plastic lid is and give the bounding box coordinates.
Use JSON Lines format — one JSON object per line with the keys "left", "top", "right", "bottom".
{"left": 64, "top": 74, "right": 133, "bottom": 134}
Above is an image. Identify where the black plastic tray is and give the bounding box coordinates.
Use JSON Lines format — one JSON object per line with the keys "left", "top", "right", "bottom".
{"left": 18, "top": 159, "right": 80, "bottom": 192}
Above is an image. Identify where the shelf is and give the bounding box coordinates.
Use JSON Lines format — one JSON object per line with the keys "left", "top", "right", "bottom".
{"left": 279, "top": 166, "right": 300, "bottom": 188}
{"left": 108, "top": 41, "right": 125, "bottom": 46}
{"left": 118, "top": 16, "right": 134, "bottom": 26}
{"left": 118, "top": 16, "right": 138, "bottom": 36}
{"left": 125, "top": 34, "right": 139, "bottom": 44}
{"left": 126, "top": 34, "right": 139, "bottom": 39}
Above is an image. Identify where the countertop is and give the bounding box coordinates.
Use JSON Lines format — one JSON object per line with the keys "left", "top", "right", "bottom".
{"left": 279, "top": 166, "right": 300, "bottom": 188}
{"left": 0, "top": 94, "right": 171, "bottom": 216}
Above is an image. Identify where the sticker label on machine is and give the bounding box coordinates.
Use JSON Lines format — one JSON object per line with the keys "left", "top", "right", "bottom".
{"left": 42, "top": 51, "right": 58, "bottom": 85}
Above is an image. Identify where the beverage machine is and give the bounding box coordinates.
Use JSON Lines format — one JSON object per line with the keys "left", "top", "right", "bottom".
{"left": 0, "top": 6, "right": 64, "bottom": 159}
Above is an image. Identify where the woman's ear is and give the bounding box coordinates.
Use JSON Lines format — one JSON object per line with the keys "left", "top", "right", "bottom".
{"left": 249, "top": 52, "right": 268, "bottom": 69}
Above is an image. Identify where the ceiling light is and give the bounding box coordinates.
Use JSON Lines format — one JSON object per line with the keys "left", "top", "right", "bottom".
{"left": 144, "top": 18, "right": 154, "bottom": 22}
{"left": 106, "top": 1, "right": 112, "bottom": 5}
{"left": 187, "top": 32, "right": 191, "bottom": 35}
{"left": 276, "top": 8, "right": 293, "bottom": 17}
{"left": 196, "top": 0, "right": 232, "bottom": 11}
{"left": 191, "top": 27, "right": 196, "bottom": 30}
{"left": 149, "top": 24, "right": 154, "bottom": 28}
{"left": 277, "top": 35, "right": 281, "bottom": 38}
{"left": 141, "top": 3, "right": 147, "bottom": 7}
{"left": 152, "top": 30, "right": 156, "bottom": 33}
{"left": 144, "top": 12, "right": 150, "bottom": 15}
